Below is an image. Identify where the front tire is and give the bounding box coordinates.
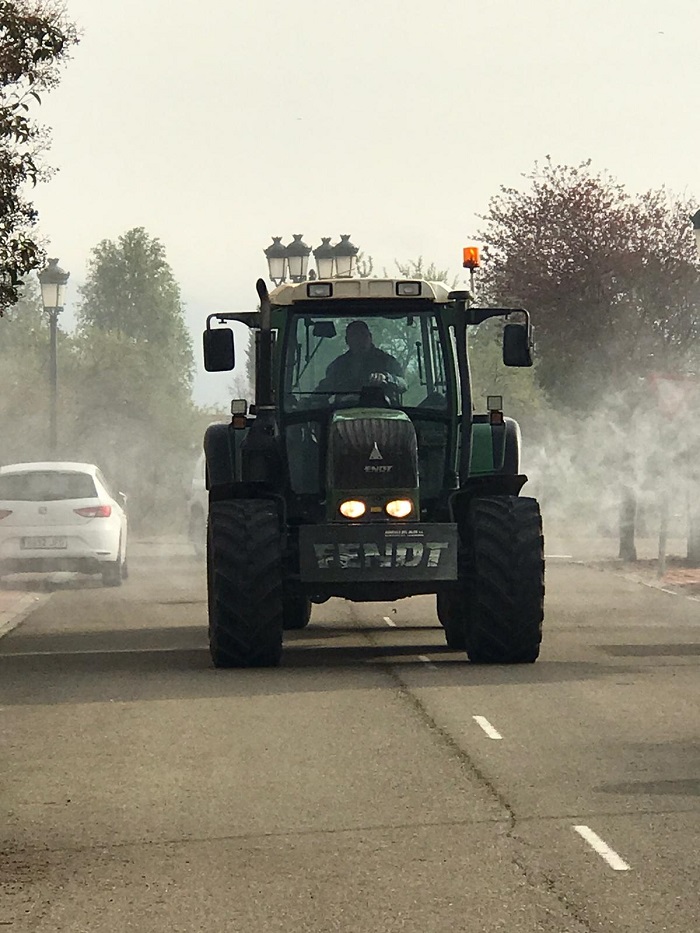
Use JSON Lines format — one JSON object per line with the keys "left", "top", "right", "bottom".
{"left": 207, "top": 499, "right": 284, "bottom": 667}
{"left": 464, "top": 497, "right": 544, "bottom": 664}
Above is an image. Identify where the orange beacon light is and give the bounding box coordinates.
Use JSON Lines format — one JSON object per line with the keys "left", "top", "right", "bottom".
{"left": 462, "top": 246, "right": 480, "bottom": 269}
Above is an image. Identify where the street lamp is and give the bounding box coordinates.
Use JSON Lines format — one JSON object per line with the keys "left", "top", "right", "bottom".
{"left": 691, "top": 210, "right": 700, "bottom": 260}
{"left": 38, "top": 257, "right": 70, "bottom": 457}
{"left": 333, "top": 234, "right": 358, "bottom": 278}
{"left": 263, "top": 237, "right": 287, "bottom": 286}
{"left": 264, "top": 235, "right": 361, "bottom": 283}
{"left": 285, "top": 235, "right": 312, "bottom": 283}
{"left": 313, "top": 237, "right": 336, "bottom": 279}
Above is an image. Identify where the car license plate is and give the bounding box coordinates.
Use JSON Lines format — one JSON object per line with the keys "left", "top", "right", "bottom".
{"left": 21, "top": 536, "right": 68, "bottom": 550}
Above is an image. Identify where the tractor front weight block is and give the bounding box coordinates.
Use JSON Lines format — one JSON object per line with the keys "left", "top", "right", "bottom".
{"left": 299, "top": 523, "right": 458, "bottom": 584}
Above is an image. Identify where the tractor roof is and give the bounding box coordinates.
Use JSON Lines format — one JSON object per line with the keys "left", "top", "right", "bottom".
{"left": 269, "top": 278, "right": 453, "bottom": 305}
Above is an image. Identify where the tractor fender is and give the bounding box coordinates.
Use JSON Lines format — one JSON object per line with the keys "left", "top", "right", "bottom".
{"left": 204, "top": 422, "right": 236, "bottom": 489}
{"left": 470, "top": 416, "right": 521, "bottom": 475}
{"left": 498, "top": 417, "right": 522, "bottom": 475}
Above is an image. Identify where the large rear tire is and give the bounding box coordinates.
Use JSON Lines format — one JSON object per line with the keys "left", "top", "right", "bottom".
{"left": 464, "top": 497, "right": 544, "bottom": 664}
{"left": 207, "top": 499, "right": 284, "bottom": 668}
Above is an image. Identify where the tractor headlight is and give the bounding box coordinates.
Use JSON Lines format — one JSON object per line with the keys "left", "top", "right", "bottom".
{"left": 385, "top": 498, "right": 413, "bottom": 519}
{"left": 339, "top": 499, "right": 366, "bottom": 519}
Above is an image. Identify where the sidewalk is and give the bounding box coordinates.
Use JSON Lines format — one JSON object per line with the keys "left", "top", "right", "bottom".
{"left": 546, "top": 532, "right": 700, "bottom": 597}
{"left": 0, "top": 587, "right": 50, "bottom": 638}
{"left": 0, "top": 536, "right": 194, "bottom": 640}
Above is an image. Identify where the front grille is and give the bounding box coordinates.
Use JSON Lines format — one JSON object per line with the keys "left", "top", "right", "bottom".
{"left": 329, "top": 416, "right": 418, "bottom": 489}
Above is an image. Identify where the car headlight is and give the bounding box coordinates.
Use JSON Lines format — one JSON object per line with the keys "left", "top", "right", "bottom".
{"left": 385, "top": 498, "right": 413, "bottom": 519}
{"left": 339, "top": 499, "right": 366, "bottom": 519}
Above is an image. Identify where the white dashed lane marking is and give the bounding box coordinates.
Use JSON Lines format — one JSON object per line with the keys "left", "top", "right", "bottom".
{"left": 383, "top": 615, "right": 397, "bottom": 627}
{"left": 416, "top": 654, "right": 437, "bottom": 669}
{"left": 573, "top": 825, "right": 631, "bottom": 871}
{"left": 472, "top": 716, "right": 503, "bottom": 740}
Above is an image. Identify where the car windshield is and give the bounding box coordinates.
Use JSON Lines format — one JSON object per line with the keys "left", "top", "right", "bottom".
{"left": 283, "top": 311, "right": 449, "bottom": 411}
{"left": 0, "top": 471, "right": 98, "bottom": 501}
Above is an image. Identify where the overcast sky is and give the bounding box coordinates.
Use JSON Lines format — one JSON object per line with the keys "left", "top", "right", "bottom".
{"left": 32, "top": 0, "right": 700, "bottom": 405}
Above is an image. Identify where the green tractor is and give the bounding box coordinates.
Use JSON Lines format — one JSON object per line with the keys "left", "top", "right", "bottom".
{"left": 202, "top": 273, "right": 544, "bottom": 667}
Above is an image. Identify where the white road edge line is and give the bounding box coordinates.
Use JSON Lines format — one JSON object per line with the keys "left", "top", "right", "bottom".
{"left": 383, "top": 615, "right": 397, "bottom": 627}
{"left": 417, "top": 654, "right": 436, "bottom": 669}
{"left": 473, "top": 715, "right": 503, "bottom": 740}
{"left": 573, "top": 825, "right": 631, "bottom": 871}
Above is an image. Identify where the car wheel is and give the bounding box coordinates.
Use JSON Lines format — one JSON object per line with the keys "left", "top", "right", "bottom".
{"left": 102, "top": 537, "right": 124, "bottom": 587}
{"left": 102, "top": 561, "right": 123, "bottom": 587}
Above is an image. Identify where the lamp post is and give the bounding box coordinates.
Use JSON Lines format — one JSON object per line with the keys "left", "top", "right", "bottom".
{"left": 333, "top": 234, "right": 358, "bottom": 278}
{"left": 285, "top": 235, "right": 312, "bottom": 283}
{"left": 686, "top": 211, "right": 700, "bottom": 564}
{"left": 264, "top": 235, "right": 360, "bottom": 284}
{"left": 263, "top": 237, "right": 288, "bottom": 286}
{"left": 38, "top": 258, "right": 70, "bottom": 457}
{"left": 313, "top": 237, "right": 336, "bottom": 279}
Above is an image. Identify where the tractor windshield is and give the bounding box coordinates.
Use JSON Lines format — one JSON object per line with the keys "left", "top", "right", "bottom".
{"left": 283, "top": 310, "right": 450, "bottom": 413}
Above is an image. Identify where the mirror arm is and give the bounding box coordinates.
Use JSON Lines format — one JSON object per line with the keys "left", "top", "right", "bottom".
{"left": 206, "top": 311, "right": 261, "bottom": 330}
{"left": 467, "top": 307, "right": 529, "bottom": 326}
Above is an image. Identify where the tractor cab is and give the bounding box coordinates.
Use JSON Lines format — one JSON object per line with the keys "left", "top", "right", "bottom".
{"left": 271, "top": 279, "right": 458, "bottom": 523}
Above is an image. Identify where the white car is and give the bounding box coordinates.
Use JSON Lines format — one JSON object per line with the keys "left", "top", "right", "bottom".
{"left": 0, "top": 461, "right": 128, "bottom": 587}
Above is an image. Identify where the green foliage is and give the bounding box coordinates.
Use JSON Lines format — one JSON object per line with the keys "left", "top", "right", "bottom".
{"left": 468, "top": 319, "right": 546, "bottom": 432}
{"left": 0, "top": 229, "right": 201, "bottom": 533}
{"left": 395, "top": 257, "right": 459, "bottom": 289}
{"left": 68, "top": 228, "right": 197, "bottom": 528}
{"left": 0, "top": 1, "right": 78, "bottom": 313}
{"left": 476, "top": 158, "right": 700, "bottom": 409}
{"left": 391, "top": 254, "right": 548, "bottom": 422}
{"left": 0, "top": 276, "right": 46, "bottom": 350}
{"left": 0, "top": 280, "right": 72, "bottom": 462}
{"left": 57, "top": 327, "right": 198, "bottom": 528}
{"left": 77, "top": 227, "right": 194, "bottom": 393}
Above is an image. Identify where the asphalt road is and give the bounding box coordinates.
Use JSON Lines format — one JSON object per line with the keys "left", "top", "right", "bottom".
{"left": 1, "top": 546, "right": 698, "bottom": 932}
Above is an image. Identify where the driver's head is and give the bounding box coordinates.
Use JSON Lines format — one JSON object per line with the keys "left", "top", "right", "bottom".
{"left": 345, "top": 320, "right": 372, "bottom": 353}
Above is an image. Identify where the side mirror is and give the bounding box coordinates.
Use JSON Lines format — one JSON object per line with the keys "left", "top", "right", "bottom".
{"left": 203, "top": 328, "right": 235, "bottom": 372}
{"left": 503, "top": 323, "right": 533, "bottom": 367}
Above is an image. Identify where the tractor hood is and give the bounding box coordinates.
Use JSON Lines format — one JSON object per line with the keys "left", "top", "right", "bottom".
{"left": 327, "top": 408, "right": 418, "bottom": 492}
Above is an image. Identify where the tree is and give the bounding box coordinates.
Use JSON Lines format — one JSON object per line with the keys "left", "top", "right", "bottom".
{"left": 395, "top": 257, "right": 458, "bottom": 289}
{"left": 0, "top": 1, "right": 77, "bottom": 314}
{"left": 0, "top": 279, "right": 56, "bottom": 462}
{"left": 0, "top": 275, "right": 45, "bottom": 349}
{"left": 394, "top": 256, "right": 544, "bottom": 422}
{"left": 77, "top": 227, "right": 194, "bottom": 393}
{"left": 68, "top": 228, "right": 197, "bottom": 530}
{"left": 476, "top": 158, "right": 700, "bottom": 408}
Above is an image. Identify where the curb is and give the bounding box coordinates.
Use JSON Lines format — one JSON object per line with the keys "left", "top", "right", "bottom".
{"left": 0, "top": 591, "right": 51, "bottom": 640}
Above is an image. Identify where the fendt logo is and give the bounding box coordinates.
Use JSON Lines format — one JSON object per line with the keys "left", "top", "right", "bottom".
{"left": 365, "top": 441, "right": 393, "bottom": 473}
{"left": 313, "top": 541, "right": 449, "bottom": 571}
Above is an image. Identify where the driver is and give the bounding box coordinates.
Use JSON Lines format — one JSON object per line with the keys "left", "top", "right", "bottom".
{"left": 316, "top": 320, "right": 406, "bottom": 396}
